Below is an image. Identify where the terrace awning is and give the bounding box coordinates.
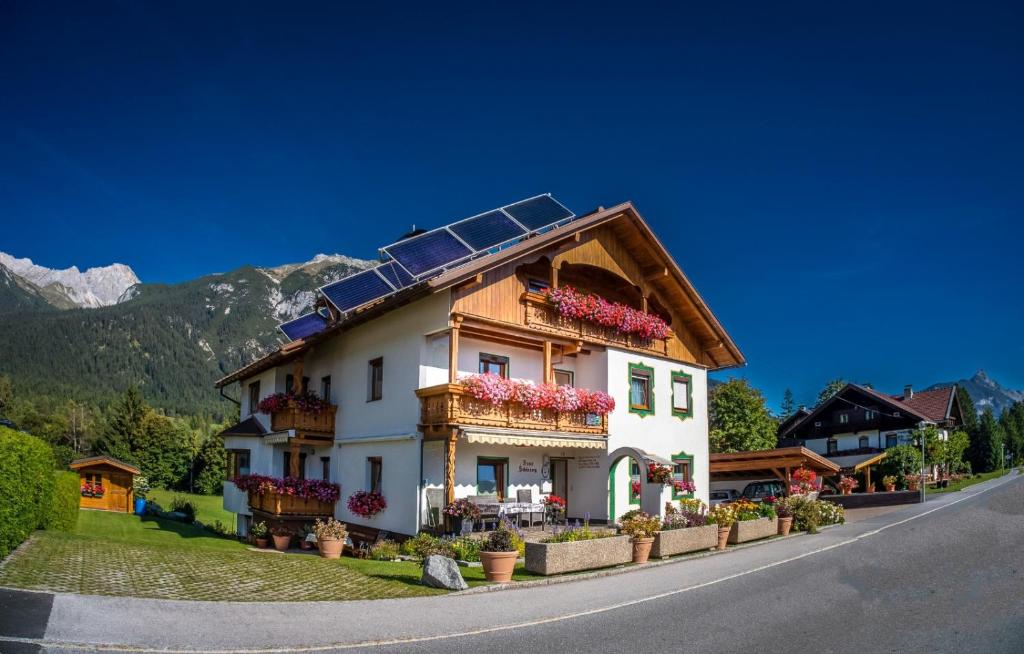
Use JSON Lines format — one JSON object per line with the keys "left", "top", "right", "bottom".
{"left": 828, "top": 452, "right": 888, "bottom": 472}
{"left": 463, "top": 428, "right": 606, "bottom": 449}
{"left": 710, "top": 447, "right": 840, "bottom": 483}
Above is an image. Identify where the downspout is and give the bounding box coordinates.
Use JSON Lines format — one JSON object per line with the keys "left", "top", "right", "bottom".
{"left": 219, "top": 384, "right": 241, "bottom": 406}
{"left": 417, "top": 435, "right": 424, "bottom": 535}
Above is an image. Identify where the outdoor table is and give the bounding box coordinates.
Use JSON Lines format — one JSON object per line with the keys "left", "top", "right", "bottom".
{"left": 499, "top": 501, "right": 546, "bottom": 527}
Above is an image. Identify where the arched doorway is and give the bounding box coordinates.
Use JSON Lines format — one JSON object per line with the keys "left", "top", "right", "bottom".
{"left": 607, "top": 446, "right": 653, "bottom": 522}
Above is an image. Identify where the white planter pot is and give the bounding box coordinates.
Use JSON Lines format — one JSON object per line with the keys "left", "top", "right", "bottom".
{"left": 525, "top": 535, "right": 632, "bottom": 575}
{"left": 650, "top": 525, "right": 718, "bottom": 558}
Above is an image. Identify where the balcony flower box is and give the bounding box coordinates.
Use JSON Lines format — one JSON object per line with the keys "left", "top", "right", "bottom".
{"left": 524, "top": 535, "right": 631, "bottom": 575}
{"left": 728, "top": 517, "right": 777, "bottom": 544}
{"left": 233, "top": 475, "right": 339, "bottom": 517}
{"left": 650, "top": 524, "right": 718, "bottom": 558}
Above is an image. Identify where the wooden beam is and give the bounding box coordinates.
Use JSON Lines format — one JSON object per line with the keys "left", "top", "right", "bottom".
{"left": 543, "top": 341, "right": 552, "bottom": 384}
{"left": 293, "top": 360, "right": 305, "bottom": 393}
{"left": 448, "top": 318, "right": 462, "bottom": 384}
{"left": 444, "top": 430, "right": 458, "bottom": 506}
{"left": 289, "top": 440, "right": 301, "bottom": 478}
{"left": 550, "top": 263, "right": 559, "bottom": 289}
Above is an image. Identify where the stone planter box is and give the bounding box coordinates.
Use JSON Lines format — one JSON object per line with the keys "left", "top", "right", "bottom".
{"left": 525, "top": 535, "right": 632, "bottom": 575}
{"left": 728, "top": 517, "right": 777, "bottom": 544}
{"left": 650, "top": 525, "right": 718, "bottom": 558}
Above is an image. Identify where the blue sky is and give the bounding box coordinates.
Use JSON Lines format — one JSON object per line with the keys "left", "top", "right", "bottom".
{"left": 2, "top": 1, "right": 1022, "bottom": 408}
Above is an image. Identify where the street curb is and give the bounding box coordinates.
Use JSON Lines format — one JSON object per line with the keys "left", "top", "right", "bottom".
{"left": 455, "top": 524, "right": 841, "bottom": 596}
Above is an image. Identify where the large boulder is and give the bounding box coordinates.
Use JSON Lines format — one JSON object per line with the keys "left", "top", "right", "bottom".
{"left": 421, "top": 555, "right": 468, "bottom": 590}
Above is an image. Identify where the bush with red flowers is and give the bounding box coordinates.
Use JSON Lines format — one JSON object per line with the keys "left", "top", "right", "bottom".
{"left": 347, "top": 490, "right": 387, "bottom": 518}
{"left": 646, "top": 463, "right": 674, "bottom": 485}
{"left": 545, "top": 286, "right": 670, "bottom": 340}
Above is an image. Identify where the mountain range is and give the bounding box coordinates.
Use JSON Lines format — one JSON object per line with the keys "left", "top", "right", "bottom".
{"left": 0, "top": 251, "right": 373, "bottom": 415}
{"left": 0, "top": 251, "right": 1021, "bottom": 420}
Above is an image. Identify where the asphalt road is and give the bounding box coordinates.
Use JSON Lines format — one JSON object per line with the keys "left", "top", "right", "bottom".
{"left": 4, "top": 471, "right": 1021, "bottom": 654}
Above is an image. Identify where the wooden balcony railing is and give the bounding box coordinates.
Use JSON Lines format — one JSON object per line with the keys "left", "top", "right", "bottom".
{"left": 521, "top": 292, "right": 670, "bottom": 356}
{"left": 270, "top": 402, "right": 337, "bottom": 434}
{"left": 248, "top": 490, "right": 336, "bottom": 517}
{"left": 417, "top": 383, "right": 608, "bottom": 438}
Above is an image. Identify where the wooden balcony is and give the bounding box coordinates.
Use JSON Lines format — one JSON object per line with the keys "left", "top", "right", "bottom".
{"left": 269, "top": 402, "right": 337, "bottom": 435}
{"left": 521, "top": 292, "right": 670, "bottom": 356}
{"left": 417, "top": 383, "right": 608, "bottom": 439}
{"left": 248, "top": 490, "right": 335, "bottom": 518}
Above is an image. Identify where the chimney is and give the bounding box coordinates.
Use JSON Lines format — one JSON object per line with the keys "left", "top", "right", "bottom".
{"left": 903, "top": 385, "right": 914, "bottom": 401}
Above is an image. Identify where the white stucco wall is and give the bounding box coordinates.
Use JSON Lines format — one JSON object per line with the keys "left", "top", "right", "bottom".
{"left": 335, "top": 436, "right": 421, "bottom": 535}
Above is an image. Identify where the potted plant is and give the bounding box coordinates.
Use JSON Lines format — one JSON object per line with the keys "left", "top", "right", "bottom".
{"left": 299, "top": 524, "right": 315, "bottom": 550}
{"left": 772, "top": 496, "right": 793, "bottom": 536}
{"left": 707, "top": 504, "right": 735, "bottom": 550}
{"left": 313, "top": 517, "right": 348, "bottom": 559}
{"left": 347, "top": 490, "right": 387, "bottom": 519}
{"left": 271, "top": 526, "right": 292, "bottom": 552}
{"left": 838, "top": 475, "right": 858, "bottom": 495}
{"left": 907, "top": 476, "right": 920, "bottom": 492}
{"left": 619, "top": 511, "right": 661, "bottom": 563}
{"left": 479, "top": 520, "right": 521, "bottom": 582}
{"left": 443, "top": 498, "right": 481, "bottom": 535}
{"left": 542, "top": 494, "right": 566, "bottom": 526}
{"left": 251, "top": 521, "right": 269, "bottom": 549}
{"left": 882, "top": 475, "right": 897, "bottom": 492}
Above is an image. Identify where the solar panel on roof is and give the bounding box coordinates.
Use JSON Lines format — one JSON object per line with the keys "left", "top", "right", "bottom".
{"left": 279, "top": 312, "right": 329, "bottom": 341}
{"left": 321, "top": 269, "right": 394, "bottom": 312}
{"left": 449, "top": 210, "right": 527, "bottom": 251}
{"left": 376, "top": 260, "right": 415, "bottom": 290}
{"left": 384, "top": 229, "right": 473, "bottom": 277}
{"left": 503, "top": 195, "right": 574, "bottom": 231}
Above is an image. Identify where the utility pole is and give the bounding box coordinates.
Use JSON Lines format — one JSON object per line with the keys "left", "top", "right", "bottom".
{"left": 919, "top": 422, "right": 927, "bottom": 504}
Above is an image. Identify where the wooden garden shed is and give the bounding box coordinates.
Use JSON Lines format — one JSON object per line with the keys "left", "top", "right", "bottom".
{"left": 70, "top": 455, "right": 140, "bottom": 513}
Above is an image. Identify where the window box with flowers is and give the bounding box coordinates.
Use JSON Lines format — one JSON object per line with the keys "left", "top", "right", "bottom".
{"left": 232, "top": 474, "right": 340, "bottom": 517}
{"left": 347, "top": 490, "right": 387, "bottom": 519}
{"left": 258, "top": 391, "right": 337, "bottom": 434}
{"left": 544, "top": 286, "right": 671, "bottom": 341}
{"left": 651, "top": 499, "right": 718, "bottom": 557}
{"left": 726, "top": 499, "right": 778, "bottom": 544}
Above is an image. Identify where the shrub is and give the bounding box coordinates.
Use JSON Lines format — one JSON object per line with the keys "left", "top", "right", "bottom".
{"left": 311, "top": 518, "right": 347, "bottom": 541}
{"left": 481, "top": 521, "right": 520, "bottom": 553}
{"left": 0, "top": 427, "right": 56, "bottom": 559}
{"left": 401, "top": 532, "right": 443, "bottom": 558}
{"left": 368, "top": 539, "right": 400, "bottom": 561}
{"left": 46, "top": 471, "right": 80, "bottom": 532}
{"left": 169, "top": 496, "right": 197, "bottom": 522}
{"left": 543, "top": 516, "right": 610, "bottom": 543}
{"left": 449, "top": 536, "right": 482, "bottom": 562}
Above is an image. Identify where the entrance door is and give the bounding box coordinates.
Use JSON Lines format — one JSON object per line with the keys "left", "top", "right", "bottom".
{"left": 108, "top": 473, "right": 131, "bottom": 513}
{"left": 551, "top": 459, "right": 568, "bottom": 511}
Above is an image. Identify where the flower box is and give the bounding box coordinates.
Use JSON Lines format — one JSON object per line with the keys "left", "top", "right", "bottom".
{"left": 728, "top": 517, "right": 777, "bottom": 544}
{"left": 248, "top": 491, "right": 335, "bottom": 517}
{"left": 650, "top": 525, "right": 719, "bottom": 558}
{"left": 524, "top": 535, "right": 631, "bottom": 575}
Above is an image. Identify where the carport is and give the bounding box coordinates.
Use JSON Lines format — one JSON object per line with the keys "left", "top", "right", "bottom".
{"left": 710, "top": 447, "right": 840, "bottom": 492}
{"left": 828, "top": 451, "right": 888, "bottom": 491}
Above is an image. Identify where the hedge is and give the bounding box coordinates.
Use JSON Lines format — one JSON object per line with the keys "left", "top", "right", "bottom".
{"left": 46, "top": 471, "right": 81, "bottom": 532}
{"left": 0, "top": 426, "right": 56, "bottom": 559}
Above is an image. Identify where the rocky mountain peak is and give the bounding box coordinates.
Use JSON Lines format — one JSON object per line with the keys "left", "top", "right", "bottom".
{"left": 0, "top": 251, "right": 140, "bottom": 308}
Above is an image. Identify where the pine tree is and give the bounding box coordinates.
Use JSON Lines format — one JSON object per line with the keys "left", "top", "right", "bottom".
{"left": 780, "top": 388, "right": 796, "bottom": 420}
{"left": 98, "top": 387, "right": 149, "bottom": 465}
{"left": 1000, "top": 402, "right": 1024, "bottom": 466}
{"left": 816, "top": 379, "right": 847, "bottom": 406}
{"left": 0, "top": 375, "right": 12, "bottom": 416}
{"left": 969, "top": 407, "right": 1004, "bottom": 473}
{"left": 957, "top": 386, "right": 978, "bottom": 433}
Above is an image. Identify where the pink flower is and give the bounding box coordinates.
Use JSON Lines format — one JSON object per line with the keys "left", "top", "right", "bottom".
{"left": 460, "top": 374, "right": 615, "bottom": 417}
{"left": 545, "top": 286, "right": 670, "bottom": 340}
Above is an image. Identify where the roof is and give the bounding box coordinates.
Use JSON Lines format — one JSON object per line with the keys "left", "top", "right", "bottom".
{"left": 710, "top": 447, "right": 840, "bottom": 482}
{"left": 888, "top": 387, "right": 957, "bottom": 423}
{"left": 828, "top": 451, "right": 887, "bottom": 471}
{"left": 216, "top": 201, "right": 745, "bottom": 387}
{"left": 217, "top": 416, "right": 268, "bottom": 438}
{"left": 69, "top": 455, "right": 141, "bottom": 475}
{"left": 779, "top": 383, "right": 932, "bottom": 439}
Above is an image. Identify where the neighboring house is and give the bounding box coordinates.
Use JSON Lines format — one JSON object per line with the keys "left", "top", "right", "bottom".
{"left": 778, "top": 383, "right": 965, "bottom": 457}
{"left": 215, "top": 196, "right": 744, "bottom": 536}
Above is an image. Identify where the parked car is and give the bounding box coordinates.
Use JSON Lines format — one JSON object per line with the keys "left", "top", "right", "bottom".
{"left": 709, "top": 489, "right": 738, "bottom": 506}
{"left": 739, "top": 480, "right": 787, "bottom": 502}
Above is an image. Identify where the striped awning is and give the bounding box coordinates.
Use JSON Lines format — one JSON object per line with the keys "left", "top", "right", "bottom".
{"left": 463, "top": 429, "right": 606, "bottom": 449}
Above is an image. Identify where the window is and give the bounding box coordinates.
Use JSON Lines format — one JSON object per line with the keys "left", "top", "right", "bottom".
{"left": 672, "top": 451, "right": 694, "bottom": 499}
{"left": 628, "top": 363, "right": 654, "bottom": 416}
{"left": 321, "top": 375, "right": 332, "bottom": 402}
{"left": 285, "top": 375, "right": 310, "bottom": 393}
{"left": 839, "top": 413, "right": 849, "bottom": 424}
{"left": 283, "top": 451, "right": 307, "bottom": 480}
{"left": 367, "top": 358, "right": 383, "bottom": 401}
{"left": 368, "top": 457, "right": 382, "bottom": 493}
{"left": 321, "top": 457, "right": 330, "bottom": 481}
{"left": 827, "top": 438, "right": 838, "bottom": 455}
{"left": 478, "top": 353, "right": 509, "bottom": 378}
{"left": 247, "top": 381, "right": 260, "bottom": 416}
{"left": 629, "top": 460, "right": 641, "bottom": 504}
{"left": 476, "top": 458, "right": 507, "bottom": 500}
{"left": 527, "top": 278, "right": 549, "bottom": 294}
{"left": 859, "top": 436, "right": 869, "bottom": 449}
{"left": 553, "top": 369, "right": 574, "bottom": 386}
{"left": 886, "top": 433, "right": 898, "bottom": 448}
{"left": 227, "top": 449, "right": 251, "bottom": 479}
{"left": 865, "top": 409, "right": 877, "bottom": 421}
{"left": 671, "top": 370, "right": 692, "bottom": 420}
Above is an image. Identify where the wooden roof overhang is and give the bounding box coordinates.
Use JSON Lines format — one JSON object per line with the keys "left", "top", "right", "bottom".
{"left": 69, "top": 455, "right": 141, "bottom": 475}
{"left": 829, "top": 451, "right": 888, "bottom": 473}
{"left": 709, "top": 447, "right": 840, "bottom": 482}
{"left": 216, "top": 201, "right": 745, "bottom": 388}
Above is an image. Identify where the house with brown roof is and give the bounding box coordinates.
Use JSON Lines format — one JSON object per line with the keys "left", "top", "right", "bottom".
{"left": 778, "top": 383, "right": 965, "bottom": 458}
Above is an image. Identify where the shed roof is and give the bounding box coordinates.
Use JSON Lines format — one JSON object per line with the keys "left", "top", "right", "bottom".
{"left": 709, "top": 447, "right": 840, "bottom": 482}
{"left": 69, "top": 455, "right": 140, "bottom": 475}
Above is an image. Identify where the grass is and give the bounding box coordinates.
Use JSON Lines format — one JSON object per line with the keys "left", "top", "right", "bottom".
{"left": 927, "top": 469, "right": 1013, "bottom": 494}
{"left": 146, "top": 488, "right": 234, "bottom": 527}
{"left": 0, "top": 510, "right": 539, "bottom": 600}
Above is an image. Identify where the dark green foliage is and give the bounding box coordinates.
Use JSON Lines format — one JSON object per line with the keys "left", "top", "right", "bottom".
{"left": 969, "top": 408, "right": 1005, "bottom": 473}
{"left": 816, "top": 379, "right": 847, "bottom": 406}
{"left": 0, "top": 427, "right": 56, "bottom": 558}
{"left": 169, "top": 496, "right": 198, "bottom": 522}
{"left": 999, "top": 402, "right": 1024, "bottom": 466}
{"left": 194, "top": 434, "right": 227, "bottom": 495}
{"left": 780, "top": 388, "right": 795, "bottom": 420}
{"left": 957, "top": 386, "right": 978, "bottom": 433}
{"left": 709, "top": 378, "right": 778, "bottom": 453}
{"left": 880, "top": 444, "right": 923, "bottom": 488}
{"left": 46, "top": 472, "right": 81, "bottom": 532}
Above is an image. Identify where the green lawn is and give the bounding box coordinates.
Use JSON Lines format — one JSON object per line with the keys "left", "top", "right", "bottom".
{"left": 0, "top": 510, "right": 538, "bottom": 600}
{"left": 928, "top": 469, "right": 1014, "bottom": 494}
{"left": 146, "top": 488, "right": 234, "bottom": 527}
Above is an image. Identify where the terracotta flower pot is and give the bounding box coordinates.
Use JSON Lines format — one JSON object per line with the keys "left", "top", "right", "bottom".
{"left": 907, "top": 479, "right": 920, "bottom": 492}
{"left": 866, "top": 485, "right": 876, "bottom": 494}
{"left": 318, "top": 537, "right": 344, "bottom": 559}
{"left": 841, "top": 488, "right": 852, "bottom": 496}
{"left": 716, "top": 526, "right": 730, "bottom": 551}
{"left": 632, "top": 537, "right": 655, "bottom": 563}
{"left": 885, "top": 484, "right": 896, "bottom": 492}
{"left": 255, "top": 538, "right": 269, "bottom": 549}
{"left": 299, "top": 540, "right": 313, "bottom": 550}
{"left": 272, "top": 534, "right": 291, "bottom": 551}
{"left": 777, "top": 516, "right": 793, "bottom": 536}
{"left": 480, "top": 550, "right": 519, "bottom": 582}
